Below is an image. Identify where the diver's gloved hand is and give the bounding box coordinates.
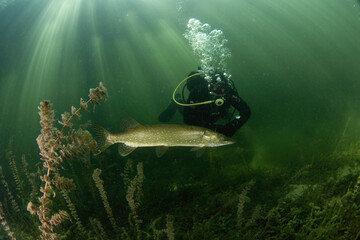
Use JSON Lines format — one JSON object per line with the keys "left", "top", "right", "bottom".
{"left": 214, "top": 116, "right": 243, "bottom": 137}
{"left": 213, "top": 124, "right": 236, "bottom": 138}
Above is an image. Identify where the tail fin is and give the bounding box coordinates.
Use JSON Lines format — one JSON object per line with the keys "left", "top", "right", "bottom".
{"left": 92, "top": 123, "right": 112, "bottom": 155}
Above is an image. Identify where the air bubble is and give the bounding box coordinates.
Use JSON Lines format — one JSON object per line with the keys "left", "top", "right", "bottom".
{"left": 184, "top": 18, "right": 231, "bottom": 81}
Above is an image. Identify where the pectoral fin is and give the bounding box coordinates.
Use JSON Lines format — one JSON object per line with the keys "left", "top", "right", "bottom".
{"left": 118, "top": 143, "right": 137, "bottom": 156}
{"left": 191, "top": 147, "right": 206, "bottom": 158}
{"left": 156, "top": 146, "right": 168, "bottom": 158}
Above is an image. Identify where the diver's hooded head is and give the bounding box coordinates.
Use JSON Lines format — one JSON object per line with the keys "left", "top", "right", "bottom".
{"left": 209, "top": 71, "right": 233, "bottom": 94}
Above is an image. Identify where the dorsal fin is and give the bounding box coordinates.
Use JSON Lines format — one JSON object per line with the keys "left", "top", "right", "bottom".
{"left": 120, "top": 116, "right": 141, "bottom": 131}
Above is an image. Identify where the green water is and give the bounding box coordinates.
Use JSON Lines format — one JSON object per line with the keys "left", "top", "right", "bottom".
{"left": 1, "top": 0, "right": 360, "bottom": 239}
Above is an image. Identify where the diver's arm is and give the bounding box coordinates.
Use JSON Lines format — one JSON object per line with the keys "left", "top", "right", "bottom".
{"left": 231, "top": 95, "right": 251, "bottom": 128}
{"left": 183, "top": 104, "right": 220, "bottom": 132}
{"left": 218, "top": 94, "right": 251, "bottom": 137}
{"left": 183, "top": 108, "right": 202, "bottom": 126}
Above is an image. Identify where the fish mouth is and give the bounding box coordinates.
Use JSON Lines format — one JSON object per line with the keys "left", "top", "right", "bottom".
{"left": 220, "top": 139, "right": 236, "bottom": 146}
{"left": 223, "top": 135, "right": 235, "bottom": 142}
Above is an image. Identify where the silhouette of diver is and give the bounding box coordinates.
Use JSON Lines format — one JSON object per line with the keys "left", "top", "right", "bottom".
{"left": 159, "top": 70, "right": 250, "bottom": 137}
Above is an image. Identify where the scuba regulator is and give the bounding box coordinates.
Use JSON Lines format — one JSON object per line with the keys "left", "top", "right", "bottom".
{"left": 214, "top": 97, "right": 225, "bottom": 106}
{"left": 208, "top": 72, "right": 229, "bottom": 106}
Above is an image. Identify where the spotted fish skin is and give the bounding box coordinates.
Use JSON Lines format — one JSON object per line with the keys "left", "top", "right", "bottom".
{"left": 92, "top": 118, "right": 235, "bottom": 157}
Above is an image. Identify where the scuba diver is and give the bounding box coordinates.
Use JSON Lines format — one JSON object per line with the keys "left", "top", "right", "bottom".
{"left": 158, "top": 69, "right": 251, "bottom": 137}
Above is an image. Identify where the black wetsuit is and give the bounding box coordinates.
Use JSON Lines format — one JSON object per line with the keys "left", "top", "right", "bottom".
{"left": 183, "top": 71, "right": 251, "bottom": 137}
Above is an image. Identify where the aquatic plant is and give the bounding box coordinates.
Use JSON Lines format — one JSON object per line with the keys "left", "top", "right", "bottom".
{"left": 236, "top": 179, "right": 256, "bottom": 228}
{"left": 125, "top": 162, "right": 144, "bottom": 238}
{"left": 92, "top": 168, "right": 119, "bottom": 234}
{"left": 0, "top": 166, "right": 20, "bottom": 213}
{"left": 28, "top": 82, "right": 107, "bottom": 239}
{"left": 0, "top": 202, "right": 15, "bottom": 240}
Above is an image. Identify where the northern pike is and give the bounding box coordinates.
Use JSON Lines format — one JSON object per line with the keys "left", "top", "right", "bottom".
{"left": 92, "top": 117, "right": 235, "bottom": 157}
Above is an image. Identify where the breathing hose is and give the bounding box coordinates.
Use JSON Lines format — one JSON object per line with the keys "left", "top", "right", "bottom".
{"left": 172, "top": 73, "right": 214, "bottom": 106}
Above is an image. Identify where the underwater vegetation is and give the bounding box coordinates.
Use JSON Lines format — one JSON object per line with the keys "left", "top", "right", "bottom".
{"left": 0, "top": 83, "right": 359, "bottom": 240}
